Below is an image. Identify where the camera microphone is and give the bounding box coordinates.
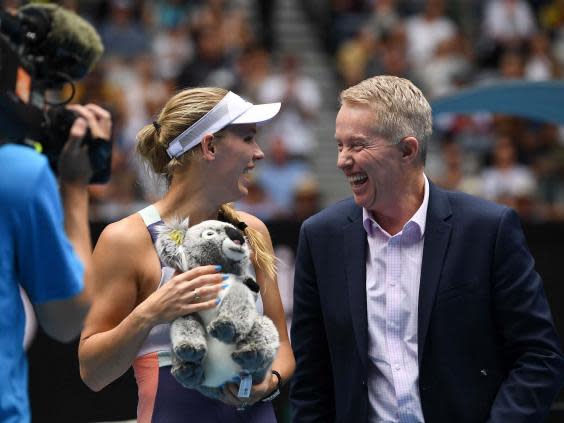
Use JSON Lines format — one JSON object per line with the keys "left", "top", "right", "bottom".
{"left": 1, "top": 3, "right": 103, "bottom": 85}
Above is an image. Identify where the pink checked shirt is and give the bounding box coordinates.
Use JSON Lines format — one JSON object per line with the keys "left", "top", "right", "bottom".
{"left": 363, "top": 175, "right": 429, "bottom": 423}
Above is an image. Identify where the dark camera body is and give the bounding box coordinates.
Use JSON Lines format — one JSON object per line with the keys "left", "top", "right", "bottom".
{"left": 0, "top": 9, "right": 111, "bottom": 184}
{"left": 45, "top": 107, "right": 112, "bottom": 184}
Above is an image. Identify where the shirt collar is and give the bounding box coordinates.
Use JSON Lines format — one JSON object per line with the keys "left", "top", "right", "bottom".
{"left": 362, "top": 174, "right": 430, "bottom": 239}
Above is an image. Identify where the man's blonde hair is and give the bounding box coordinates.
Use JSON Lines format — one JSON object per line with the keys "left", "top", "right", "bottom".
{"left": 340, "top": 75, "right": 432, "bottom": 164}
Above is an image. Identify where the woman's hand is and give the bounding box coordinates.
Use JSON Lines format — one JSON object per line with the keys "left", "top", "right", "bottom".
{"left": 219, "top": 371, "right": 275, "bottom": 409}
{"left": 136, "top": 265, "right": 225, "bottom": 326}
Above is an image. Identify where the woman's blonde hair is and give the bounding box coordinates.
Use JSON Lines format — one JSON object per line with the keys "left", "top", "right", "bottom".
{"left": 219, "top": 204, "right": 276, "bottom": 283}
{"left": 136, "top": 87, "right": 228, "bottom": 181}
{"left": 136, "top": 87, "right": 276, "bottom": 282}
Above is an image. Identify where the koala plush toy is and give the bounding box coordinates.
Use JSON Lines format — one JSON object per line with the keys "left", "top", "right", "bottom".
{"left": 155, "top": 219, "right": 279, "bottom": 400}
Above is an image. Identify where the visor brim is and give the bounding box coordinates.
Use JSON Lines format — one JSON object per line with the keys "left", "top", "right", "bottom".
{"left": 231, "top": 102, "right": 281, "bottom": 125}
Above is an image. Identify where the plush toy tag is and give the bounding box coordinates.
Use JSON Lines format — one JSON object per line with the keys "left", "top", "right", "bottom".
{"left": 238, "top": 373, "right": 252, "bottom": 398}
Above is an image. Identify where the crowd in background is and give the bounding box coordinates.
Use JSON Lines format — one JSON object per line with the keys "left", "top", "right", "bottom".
{"left": 326, "top": 0, "right": 564, "bottom": 222}
{"left": 84, "top": 0, "right": 322, "bottom": 225}
{"left": 4, "top": 0, "right": 564, "bottom": 224}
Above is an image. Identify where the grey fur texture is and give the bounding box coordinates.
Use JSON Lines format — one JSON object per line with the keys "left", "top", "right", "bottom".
{"left": 156, "top": 218, "right": 279, "bottom": 399}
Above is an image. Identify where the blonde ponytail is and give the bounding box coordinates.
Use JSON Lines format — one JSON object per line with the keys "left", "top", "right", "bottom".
{"left": 136, "top": 87, "right": 228, "bottom": 182}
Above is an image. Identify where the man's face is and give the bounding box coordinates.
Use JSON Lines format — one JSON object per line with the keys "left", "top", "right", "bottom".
{"left": 335, "top": 102, "right": 404, "bottom": 215}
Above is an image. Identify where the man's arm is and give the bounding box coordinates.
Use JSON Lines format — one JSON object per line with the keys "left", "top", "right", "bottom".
{"left": 488, "top": 208, "right": 564, "bottom": 422}
{"left": 20, "top": 159, "right": 88, "bottom": 343}
{"left": 34, "top": 179, "right": 91, "bottom": 342}
{"left": 290, "top": 223, "right": 336, "bottom": 422}
{"left": 35, "top": 105, "right": 112, "bottom": 342}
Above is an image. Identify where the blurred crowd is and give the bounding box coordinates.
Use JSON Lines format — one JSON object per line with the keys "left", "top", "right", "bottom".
{"left": 4, "top": 0, "right": 564, "bottom": 223}
{"left": 328, "top": 0, "right": 564, "bottom": 221}
{"left": 4, "top": 0, "right": 323, "bottom": 224}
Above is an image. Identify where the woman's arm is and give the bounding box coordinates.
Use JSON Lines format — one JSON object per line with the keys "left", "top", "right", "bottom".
{"left": 223, "top": 212, "right": 296, "bottom": 405}
{"left": 78, "top": 218, "right": 224, "bottom": 391}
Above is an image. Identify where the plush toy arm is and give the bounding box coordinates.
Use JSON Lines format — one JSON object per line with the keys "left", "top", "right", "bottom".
{"left": 242, "top": 276, "right": 260, "bottom": 293}
{"left": 208, "top": 281, "right": 257, "bottom": 343}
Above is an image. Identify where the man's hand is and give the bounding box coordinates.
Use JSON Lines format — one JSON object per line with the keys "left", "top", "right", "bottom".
{"left": 58, "top": 104, "right": 112, "bottom": 185}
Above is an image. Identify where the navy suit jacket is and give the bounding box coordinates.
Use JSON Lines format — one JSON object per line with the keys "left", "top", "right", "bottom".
{"left": 290, "top": 182, "right": 564, "bottom": 423}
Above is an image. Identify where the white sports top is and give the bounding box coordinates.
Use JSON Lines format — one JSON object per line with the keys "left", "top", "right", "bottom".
{"left": 136, "top": 205, "right": 176, "bottom": 358}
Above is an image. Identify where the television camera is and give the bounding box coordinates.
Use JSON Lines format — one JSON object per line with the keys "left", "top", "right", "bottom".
{"left": 0, "top": 4, "right": 111, "bottom": 183}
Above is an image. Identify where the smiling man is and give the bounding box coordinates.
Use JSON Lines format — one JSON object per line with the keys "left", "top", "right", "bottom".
{"left": 290, "top": 75, "right": 564, "bottom": 423}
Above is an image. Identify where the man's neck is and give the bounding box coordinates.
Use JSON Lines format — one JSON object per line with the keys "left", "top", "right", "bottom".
{"left": 370, "top": 173, "right": 426, "bottom": 236}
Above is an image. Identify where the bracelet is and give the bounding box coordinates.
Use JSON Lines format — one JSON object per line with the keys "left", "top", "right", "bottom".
{"left": 261, "top": 370, "right": 281, "bottom": 402}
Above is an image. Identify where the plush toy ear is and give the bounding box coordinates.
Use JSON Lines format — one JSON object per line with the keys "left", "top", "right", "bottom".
{"left": 155, "top": 217, "right": 190, "bottom": 270}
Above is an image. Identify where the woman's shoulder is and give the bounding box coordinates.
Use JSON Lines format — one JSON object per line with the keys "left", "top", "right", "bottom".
{"left": 96, "top": 212, "right": 152, "bottom": 251}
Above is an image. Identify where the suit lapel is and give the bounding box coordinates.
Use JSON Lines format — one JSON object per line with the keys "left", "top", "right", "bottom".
{"left": 343, "top": 207, "right": 369, "bottom": 372}
{"left": 418, "top": 183, "right": 452, "bottom": 364}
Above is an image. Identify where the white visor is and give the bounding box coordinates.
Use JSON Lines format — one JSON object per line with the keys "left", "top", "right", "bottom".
{"left": 166, "top": 91, "right": 281, "bottom": 158}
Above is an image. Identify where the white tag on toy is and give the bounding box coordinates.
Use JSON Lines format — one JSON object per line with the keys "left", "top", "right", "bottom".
{"left": 238, "top": 373, "right": 252, "bottom": 398}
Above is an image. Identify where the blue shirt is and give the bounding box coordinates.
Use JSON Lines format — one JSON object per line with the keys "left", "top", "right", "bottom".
{"left": 0, "top": 144, "right": 84, "bottom": 423}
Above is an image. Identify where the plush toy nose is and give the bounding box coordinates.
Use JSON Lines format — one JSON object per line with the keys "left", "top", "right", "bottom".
{"left": 226, "top": 226, "right": 245, "bottom": 245}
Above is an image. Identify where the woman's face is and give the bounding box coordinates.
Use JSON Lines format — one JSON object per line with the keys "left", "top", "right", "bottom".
{"left": 213, "top": 123, "right": 264, "bottom": 201}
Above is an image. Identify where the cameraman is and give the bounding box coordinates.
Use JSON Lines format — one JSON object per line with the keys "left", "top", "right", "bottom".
{"left": 0, "top": 103, "right": 111, "bottom": 422}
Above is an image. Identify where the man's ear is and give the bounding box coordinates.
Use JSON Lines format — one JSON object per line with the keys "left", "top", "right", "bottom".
{"left": 399, "top": 136, "right": 419, "bottom": 162}
{"left": 201, "top": 134, "right": 216, "bottom": 160}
